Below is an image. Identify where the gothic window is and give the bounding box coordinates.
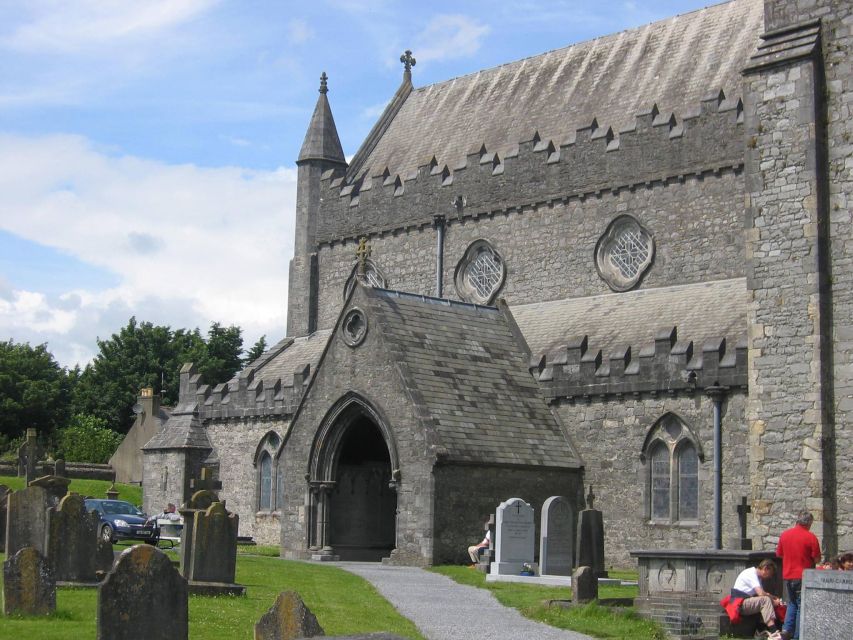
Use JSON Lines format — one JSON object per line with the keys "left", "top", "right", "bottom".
{"left": 454, "top": 240, "right": 506, "bottom": 304}
{"left": 642, "top": 414, "right": 703, "bottom": 524}
{"left": 259, "top": 452, "right": 272, "bottom": 511}
{"left": 595, "top": 215, "right": 655, "bottom": 291}
{"left": 343, "top": 259, "right": 387, "bottom": 301}
{"left": 255, "top": 431, "right": 282, "bottom": 512}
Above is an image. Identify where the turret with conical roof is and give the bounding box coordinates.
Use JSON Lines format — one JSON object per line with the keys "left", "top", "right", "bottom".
{"left": 288, "top": 73, "right": 347, "bottom": 337}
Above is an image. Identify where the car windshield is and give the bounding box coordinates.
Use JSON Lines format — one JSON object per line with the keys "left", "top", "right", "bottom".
{"left": 98, "top": 501, "right": 143, "bottom": 516}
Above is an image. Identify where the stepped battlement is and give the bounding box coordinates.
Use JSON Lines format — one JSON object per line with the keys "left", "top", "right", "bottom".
{"left": 532, "top": 326, "right": 748, "bottom": 401}
{"left": 315, "top": 91, "right": 744, "bottom": 245}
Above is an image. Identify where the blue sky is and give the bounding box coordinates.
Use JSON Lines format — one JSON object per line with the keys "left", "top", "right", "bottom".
{"left": 0, "top": 0, "right": 719, "bottom": 367}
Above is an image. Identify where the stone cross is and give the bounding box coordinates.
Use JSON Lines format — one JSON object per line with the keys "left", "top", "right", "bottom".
{"left": 400, "top": 49, "right": 416, "bottom": 74}
{"left": 355, "top": 237, "right": 372, "bottom": 275}
{"left": 736, "top": 496, "right": 751, "bottom": 541}
{"left": 586, "top": 484, "right": 596, "bottom": 510}
{"left": 190, "top": 467, "right": 222, "bottom": 494}
{"left": 18, "top": 428, "right": 39, "bottom": 482}
{"left": 319, "top": 71, "right": 328, "bottom": 95}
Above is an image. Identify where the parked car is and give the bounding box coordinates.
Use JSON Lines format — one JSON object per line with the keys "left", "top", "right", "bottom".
{"left": 84, "top": 498, "right": 156, "bottom": 544}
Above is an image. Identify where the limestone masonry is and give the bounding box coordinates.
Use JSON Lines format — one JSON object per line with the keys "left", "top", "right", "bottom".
{"left": 142, "top": 0, "right": 852, "bottom": 567}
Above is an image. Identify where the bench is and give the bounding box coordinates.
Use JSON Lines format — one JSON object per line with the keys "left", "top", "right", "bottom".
{"left": 156, "top": 518, "right": 183, "bottom": 549}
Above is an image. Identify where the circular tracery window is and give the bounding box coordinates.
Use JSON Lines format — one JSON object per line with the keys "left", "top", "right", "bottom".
{"left": 454, "top": 240, "right": 506, "bottom": 304}
{"left": 595, "top": 215, "right": 654, "bottom": 291}
{"left": 340, "top": 307, "right": 368, "bottom": 347}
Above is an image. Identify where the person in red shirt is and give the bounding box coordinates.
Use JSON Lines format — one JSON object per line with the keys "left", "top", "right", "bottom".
{"left": 776, "top": 511, "right": 822, "bottom": 640}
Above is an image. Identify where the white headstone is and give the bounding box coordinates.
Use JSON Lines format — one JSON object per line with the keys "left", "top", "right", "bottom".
{"left": 539, "top": 496, "right": 574, "bottom": 576}
{"left": 799, "top": 568, "right": 853, "bottom": 639}
{"left": 492, "top": 498, "right": 535, "bottom": 576}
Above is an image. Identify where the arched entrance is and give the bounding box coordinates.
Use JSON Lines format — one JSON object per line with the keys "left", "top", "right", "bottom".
{"left": 308, "top": 394, "right": 398, "bottom": 561}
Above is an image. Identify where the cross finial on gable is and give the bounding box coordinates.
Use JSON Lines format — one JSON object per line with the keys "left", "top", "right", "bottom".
{"left": 355, "top": 236, "right": 372, "bottom": 275}
{"left": 400, "top": 50, "right": 416, "bottom": 76}
{"left": 319, "top": 71, "right": 328, "bottom": 95}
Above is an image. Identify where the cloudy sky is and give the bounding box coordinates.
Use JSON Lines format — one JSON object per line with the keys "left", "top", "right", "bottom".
{"left": 0, "top": 0, "right": 715, "bottom": 367}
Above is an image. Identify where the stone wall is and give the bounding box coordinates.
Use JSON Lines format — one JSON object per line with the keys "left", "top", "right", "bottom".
{"left": 142, "top": 450, "right": 191, "bottom": 516}
{"left": 206, "top": 418, "right": 288, "bottom": 545}
{"left": 313, "top": 170, "right": 745, "bottom": 330}
{"left": 556, "top": 392, "right": 750, "bottom": 568}
{"left": 432, "top": 464, "right": 582, "bottom": 565}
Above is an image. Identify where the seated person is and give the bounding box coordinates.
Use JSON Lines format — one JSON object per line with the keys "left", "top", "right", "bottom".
{"left": 467, "top": 529, "right": 491, "bottom": 564}
{"left": 148, "top": 502, "right": 181, "bottom": 525}
{"left": 729, "top": 559, "right": 784, "bottom": 640}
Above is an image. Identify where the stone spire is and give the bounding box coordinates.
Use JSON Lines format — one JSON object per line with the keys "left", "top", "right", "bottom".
{"left": 297, "top": 72, "right": 346, "bottom": 165}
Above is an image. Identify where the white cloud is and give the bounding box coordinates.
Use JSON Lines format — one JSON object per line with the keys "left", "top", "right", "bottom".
{"left": 0, "top": 133, "right": 297, "bottom": 366}
{"left": 414, "top": 14, "right": 491, "bottom": 63}
{"left": 286, "top": 18, "right": 314, "bottom": 45}
{"left": 2, "top": 0, "right": 218, "bottom": 53}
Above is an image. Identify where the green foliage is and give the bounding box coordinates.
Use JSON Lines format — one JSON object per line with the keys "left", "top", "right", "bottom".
{"left": 0, "top": 476, "right": 142, "bottom": 506}
{"left": 0, "top": 553, "right": 424, "bottom": 640}
{"left": 0, "top": 340, "right": 72, "bottom": 443}
{"left": 244, "top": 334, "right": 267, "bottom": 365}
{"left": 71, "top": 317, "right": 246, "bottom": 433}
{"left": 55, "top": 414, "right": 124, "bottom": 463}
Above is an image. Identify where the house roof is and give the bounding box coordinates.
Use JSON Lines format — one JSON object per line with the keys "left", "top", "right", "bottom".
{"left": 352, "top": 0, "right": 762, "bottom": 180}
{"left": 510, "top": 277, "right": 747, "bottom": 359}
{"left": 248, "top": 331, "right": 332, "bottom": 384}
{"left": 362, "top": 287, "right": 580, "bottom": 468}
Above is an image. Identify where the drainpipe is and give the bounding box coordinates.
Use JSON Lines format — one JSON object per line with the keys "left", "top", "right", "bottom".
{"left": 706, "top": 386, "right": 727, "bottom": 550}
{"left": 433, "top": 215, "right": 445, "bottom": 297}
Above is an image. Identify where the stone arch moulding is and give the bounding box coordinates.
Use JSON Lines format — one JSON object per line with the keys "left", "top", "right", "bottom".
{"left": 640, "top": 412, "right": 705, "bottom": 464}
{"left": 253, "top": 430, "right": 282, "bottom": 467}
{"left": 594, "top": 214, "right": 655, "bottom": 292}
{"left": 453, "top": 239, "right": 506, "bottom": 305}
{"left": 308, "top": 392, "right": 400, "bottom": 484}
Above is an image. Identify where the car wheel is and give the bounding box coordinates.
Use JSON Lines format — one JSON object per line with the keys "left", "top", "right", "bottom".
{"left": 101, "top": 524, "right": 114, "bottom": 544}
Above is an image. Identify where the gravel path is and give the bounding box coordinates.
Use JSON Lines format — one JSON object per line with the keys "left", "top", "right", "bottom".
{"left": 334, "top": 562, "right": 594, "bottom": 640}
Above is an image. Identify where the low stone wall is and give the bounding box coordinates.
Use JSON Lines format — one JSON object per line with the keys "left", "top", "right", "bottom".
{"left": 0, "top": 461, "right": 114, "bottom": 481}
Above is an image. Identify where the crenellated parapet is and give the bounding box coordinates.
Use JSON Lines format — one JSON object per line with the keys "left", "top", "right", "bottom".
{"left": 315, "top": 92, "right": 744, "bottom": 245}
{"left": 532, "top": 326, "right": 747, "bottom": 402}
{"left": 176, "top": 362, "right": 313, "bottom": 421}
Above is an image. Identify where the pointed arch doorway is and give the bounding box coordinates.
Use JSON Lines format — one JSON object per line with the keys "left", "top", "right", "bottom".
{"left": 308, "top": 395, "right": 398, "bottom": 561}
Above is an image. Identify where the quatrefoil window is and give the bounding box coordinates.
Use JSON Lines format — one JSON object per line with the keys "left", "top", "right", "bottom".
{"left": 595, "top": 215, "right": 655, "bottom": 291}
{"left": 454, "top": 240, "right": 506, "bottom": 304}
{"left": 340, "top": 307, "right": 368, "bottom": 347}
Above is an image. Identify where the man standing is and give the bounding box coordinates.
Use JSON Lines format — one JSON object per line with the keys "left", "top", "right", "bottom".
{"left": 776, "top": 511, "right": 822, "bottom": 640}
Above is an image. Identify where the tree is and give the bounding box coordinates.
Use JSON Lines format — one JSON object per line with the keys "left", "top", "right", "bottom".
{"left": 56, "top": 414, "right": 123, "bottom": 463}
{"left": 0, "top": 340, "right": 72, "bottom": 448}
{"left": 244, "top": 335, "right": 268, "bottom": 365}
{"left": 197, "top": 323, "right": 243, "bottom": 384}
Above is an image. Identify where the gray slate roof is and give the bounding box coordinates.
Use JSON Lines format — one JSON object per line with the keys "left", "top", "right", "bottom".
{"left": 510, "top": 278, "right": 747, "bottom": 359}
{"left": 355, "top": 0, "right": 762, "bottom": 179}
{"left": 364, "top": 288, "right": 579, "bottom": 468}
{"left": 248, "top": 330, "right": 332, "bottom": 384}
{"left": 142, "top": 410, "right": 210, "bottom": 450}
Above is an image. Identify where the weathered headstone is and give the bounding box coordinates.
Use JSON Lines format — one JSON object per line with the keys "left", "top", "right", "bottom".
{"left": 5, "top": 475, "right": 70, "bottom": 557}
{"left": 254, "top": 590, "right": 325, "bottom": 640}
{"left": 17, "top": 428, "right": 40, "bottom": 483}
{"left": 179, "top": 497, "right": 243, "bottom": 595}
{"left": 0, "top": 484, "right": 9, "bottom": 550}
{"left": 492, "top": 497, "right": 535, "bottom": 576}
{"left": 571, "top": 565, "right": 597, "bottom": 604}
{"left": 799, "top": 568, "right": 853, "bottom": 639}
{"left": 2, "top": 546, "right": 55, "bottom": 615}
{"left": 95, "top": 538, "right": 116, "bottom": 576}
{"left": 539, "top": 496, "right": 574, "bottom": 576}
{"left": 98, "top": 544, "right": 188, "bottom": 640}
{"left": 47, "top": 493, "right": 100, "bottom": 583}
{"left": 105, "top": 483, "right": 119, "bottom": 500}
{"left": 575, "top": 485, "right": 606, "bottom": 577}
{"left": 54, "top": 458, "right": 66, "bottom": 477}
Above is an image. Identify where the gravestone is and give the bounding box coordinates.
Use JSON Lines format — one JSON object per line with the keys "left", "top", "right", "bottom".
{"left": 254, "top": 590, "right": 324, "bottom": 640}
{"left": 106, "top": 483, "right": 119, "bottom": 500}
{"left": 98, "top": 544, "right": 188, "bottom": 640}
{"left": 17, "top": 428, "right": 40, "bottom": 482}
{"left": 575, "top": 485, "right": 607, "bottom": 577}
{"left": 492, "top": 497, "right": 535, "bottom": 576}
{"left": 47, "top": 493, "right": 100, "bottom": 583}
{"left": 2, "top": 546, "right": 55, "bottom": 615}
{"left": 5, "top": 475, "right": 70, "bottom": 557}
{"left": 539, "top": 496, "right": 574, "bottom": 576}
{"left": 0, "top": 484, "right": 9, "bottom": 550}
{"left": 180, "top": 497, "right": 244, "bottom": 595}
{"left": 95, "top": 538, "right": 116, "bottom": 576}
{"left": 54, "top": 458, "right": 66, "bottom": 477}
{"left": 799, "top": 568, "right": 853, "bottom": 639}
{"left": 572, "top": 565, "right": 597, "bottom": 604}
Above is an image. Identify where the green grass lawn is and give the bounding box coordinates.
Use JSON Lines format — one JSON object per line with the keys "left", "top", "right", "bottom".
{"left": 0, "top": 475, "right": 142, "bottom": 507}
{"left": 429, "top": 566, "right": 666, "bottom": 640}
{"left": 0, "top": 550, "right": 425, "bottom": 640}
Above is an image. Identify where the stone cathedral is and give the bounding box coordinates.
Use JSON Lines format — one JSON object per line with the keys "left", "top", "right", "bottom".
{"left": 142, "top": 0, "right": 853, "bottom": 567}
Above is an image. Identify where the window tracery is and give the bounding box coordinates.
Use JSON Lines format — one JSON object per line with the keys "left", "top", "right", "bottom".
{"left": 454, "top": 240, "right": 506, "bottom": 304}
{"left": 642, "top": 414, "right": 702, "bottom": 524}
{"left": 595, "top": 215, "right": 655, "bottom": 291}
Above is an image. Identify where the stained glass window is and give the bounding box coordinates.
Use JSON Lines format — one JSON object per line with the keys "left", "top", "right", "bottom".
{"left": 678, "top": 443, "right": 699, "bottom": 520}
{"left": 650, "top": 442, "right": 670, "bottom": 520}
{"left": 259, "top": 452, "right": 272, "bottom": 511}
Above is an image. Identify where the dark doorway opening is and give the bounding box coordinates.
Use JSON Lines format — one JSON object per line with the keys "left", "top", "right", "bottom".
{"left": 329, "top": 415, "right": 396, "bottom": 561}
